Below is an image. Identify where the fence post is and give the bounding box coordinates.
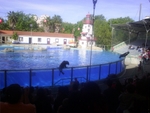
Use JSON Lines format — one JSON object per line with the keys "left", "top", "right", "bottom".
{"left": 86, "top": 66, "right": 89, "bottom": 82}
{"left": 109, "top": 63, "right": 111, "bottom": 75}
{"left": 116, "top": 62, "right": 118, "bottom": 74}
{"left": 71, "top": 67, "right": 73, "bottom": 83}
{"left": 52, "top": 69, "right": 54, "bottom": 87}
{"left": 99, "top": 65, "right": 101, "bottom": 80}
{"left": 4, "top": 70, "right": 7, "bottom": 88}
{"left": 29, "top": 69, "right": 32, "bottom": 87}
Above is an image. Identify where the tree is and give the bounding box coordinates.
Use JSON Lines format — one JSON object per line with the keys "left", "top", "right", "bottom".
{"left": 61, "top": 22, "right": 74, "bottom": 33}
{"left": 12, "top": 32, "right": 18, "bottom": 40}
{"left": 42, "top": 16, "right": 52, "bottom": 32}
{"left": 51, "top": 15, "right": 62, "bottom": 33}
{"left": 73, "top": 21, "right": 83, "bottom": 41}
{"left": 7, "top": 11, "right": 17, "bottom": 30}
{"left": 108, "top": 17, "right": 134, "bottom": 45}
{"left": 0, "top": 18, "right": 9, "bottom": 30}
{"left": 94, "top": 15, "right": 111, "bottom": 49}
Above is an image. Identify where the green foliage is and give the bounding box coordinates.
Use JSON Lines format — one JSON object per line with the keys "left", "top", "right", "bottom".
{"left": 2, "top": 11, "right": 140, "bottom": 48}
{"left": 7, "top": 11, "right": 18, "bottom": 30}
{"left": 108, "top": 17, "right": 134, "bottom": 25}
{"left": 0, "top": 18, "right": 9, "bottom": 30}
{"left": 51, "top": 15, "right": 62, "bottom": 33}
{"left": 73, "top": 21, "right": 83, "bottom": 39}
{"left": 94, "top": 15, "right": 111, "bottom": 47}
{"left": 61, "top": 22, "right": 74, "bottom": 33}
{"left": 7, "top": 11, "right": 39, "bottom": 31}
{"left": 12, "top": 32, "right": 18, "bottom": 40}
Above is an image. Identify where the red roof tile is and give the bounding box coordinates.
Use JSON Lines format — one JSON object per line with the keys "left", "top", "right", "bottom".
{"left": 0, "top": 30, "right": 74, "bottom": 38}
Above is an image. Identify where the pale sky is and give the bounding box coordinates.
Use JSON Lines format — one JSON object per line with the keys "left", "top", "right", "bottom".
{"left": 0, "top": 0, "right": 149, "bottom": 23}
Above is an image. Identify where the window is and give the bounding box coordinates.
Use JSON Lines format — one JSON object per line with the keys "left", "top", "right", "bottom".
{"left": 55, "top": 39, "right": 59, "bottom": 43}
{"left": 19, "top": 37, "right": 23, "bottom": 41}
{"left": 89, "top": 41, "right": 93, "bottom": 45}
{"left": 83, "top": 34, "right": 86, "bottom": 36}
{"left": 38, "top": 38, "right": 41, "bottom": 42}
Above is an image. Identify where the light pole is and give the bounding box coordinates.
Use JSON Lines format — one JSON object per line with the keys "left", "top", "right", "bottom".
{"left": 30, "top": 24, "right": 33, "bottom": 39}
{"left": 30, "top": 24, "right": 33, "bottom": 48}
{"left": 89, "top": 0, "right": 97, "bottom": 77}
{"left": 129, "top": 31, "right": 131, "bottom": 45}
{"left": 0, "top": 19, "right": 2, "bottom": 44}
{"left": 111, "top": 27, "right": 114, "bottom": 51}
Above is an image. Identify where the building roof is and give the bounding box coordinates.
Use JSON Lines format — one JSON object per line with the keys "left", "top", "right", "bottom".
{"left": 111, "top": 18, "right": 150, "bottom": 33}
{"left": 0, "top": 30, "right": 74, "bottom": 38}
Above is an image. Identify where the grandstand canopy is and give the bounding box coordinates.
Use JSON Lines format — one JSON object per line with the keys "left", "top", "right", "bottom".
{"left": 111, "top": 18, "right": 150, "bottom": 33}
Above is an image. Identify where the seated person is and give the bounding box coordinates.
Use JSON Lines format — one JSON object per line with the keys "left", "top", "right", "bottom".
{"left": 0, "top": 84, "right": 36, "bottom": 113}
{"left": 136, "top": 46, "right": 140, "bottom": 50}
{"left": 129, "top": 45, "right": 135, "bottom": 50}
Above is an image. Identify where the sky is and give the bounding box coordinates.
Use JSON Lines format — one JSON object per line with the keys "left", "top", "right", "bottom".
{"left": 0, "top": 0, "right": 150, "bottom": 24}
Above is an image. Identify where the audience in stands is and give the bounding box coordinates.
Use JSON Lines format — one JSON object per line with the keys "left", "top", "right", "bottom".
{"left": 34, "top": 87, "right": 53, "bottom": 113}
{"left": 0, "top": 84, "right": 36, "bottom": 113}
{"left": 128, "top": 45, "right": 135, "bottom": 50}
{"left": 0, "top": 73, "right": 150, "bottom": 113}
{"left": 103, "top": 79, "right": 120, "bottom": 113}
{"left": 53, "top": 86, "right": 69, "bottom": 113}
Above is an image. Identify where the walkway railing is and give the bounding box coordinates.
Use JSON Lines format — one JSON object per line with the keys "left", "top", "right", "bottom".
{"left": 0, "top": 59, "right": 125, "bottom": 89}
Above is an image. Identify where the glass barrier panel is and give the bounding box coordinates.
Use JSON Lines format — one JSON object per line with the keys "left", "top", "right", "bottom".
{"left": 88, "top": 66, "right": 99, "bottom": 81}
{"left": 7, "top": 71, "right": 30, "bottom": 87}
{"left": 121, "top": 60, "right": 125, "bottom": 72}
{"left": 31, "top": 70, "right": 52, "bottom": 87}
{"left": 54, "top": 68, "right": 71, "bottom": 86}
{"left": 100, "top": 64, "right": 109, "bottom": 79}
{"left": 116, "top": 61, "right": 121, "bottom": 74}
{"left": 110, "top": 63, "right": 117, "bottom": 74}
{"left": 73, "top": 67, "right": 87, "bottom": 83}
{"left": 0, "top": 71, "right": 4, "bottom": 89}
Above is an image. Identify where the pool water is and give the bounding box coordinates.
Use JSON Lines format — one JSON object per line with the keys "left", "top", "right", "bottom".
{"left": 0, "top": 49, "right": 120, "bottom": 70}
{"left": 0, "top": 48, "right": 124, "bottom": 89}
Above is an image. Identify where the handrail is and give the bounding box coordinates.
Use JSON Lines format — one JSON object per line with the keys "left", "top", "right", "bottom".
{"left": 0, "top": 59, "right": 124, "bottom": 71}
{"left": 54, "top": 77, "right": 86, "bottom": 86}
{"left": 0, "top": 59, "right": 125, "bottom": 89}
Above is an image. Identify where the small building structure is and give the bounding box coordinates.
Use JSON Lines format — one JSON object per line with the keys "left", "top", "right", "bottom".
{"left": 0, "top": 30, "right": 75, "bottom": 46}
{"left": 78, "top": 13, "right": 96, "bottom": 49}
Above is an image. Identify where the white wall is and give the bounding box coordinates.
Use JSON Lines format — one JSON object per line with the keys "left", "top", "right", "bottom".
{"left": 79, "top": 40, "right": 88, "bottom": 48}
{"left": 82, "top": 24, "right": 93, "bottom": 35}
{"left": 18, "top": 35, "right": 74, "bottom": 45}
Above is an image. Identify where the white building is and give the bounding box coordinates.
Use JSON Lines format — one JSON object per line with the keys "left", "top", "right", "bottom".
{"left": 78, "top": 13, "right": 96, "bottom": 48}
{"left": 36, "top": 15, "right": 49, "bottom": 27}
{"left": 0, "top": 30, "right": 75, "bottom": 46}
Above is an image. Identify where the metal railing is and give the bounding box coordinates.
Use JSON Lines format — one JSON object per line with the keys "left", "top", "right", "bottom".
{"left": 0, "top": 59, "right": 125, "bottom": 89}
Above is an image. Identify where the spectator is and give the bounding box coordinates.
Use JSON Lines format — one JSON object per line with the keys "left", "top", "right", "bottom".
{"left": 70, "top": 78, "right": 79, "bottom": 92}
{"left": 34, "top": 87, "right": 53, "bottom": 113}
{"left": 103, "top": 79, "right": 120, "bottom": 113}
{"left": 79, "top": 82, "right": 108, "bottom": 113}
{"left": 116, "top": 84, "right": 136, "bottom": 113}
{"left": 0, "top": 84, "right": 36, "bottom": 113}
{"left": 53, "top": 86, "right": 69, "bottom": 113}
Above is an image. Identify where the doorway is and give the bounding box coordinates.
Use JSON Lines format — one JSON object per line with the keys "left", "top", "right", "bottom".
{"left": 29, "top": 38, "right": 32, "bottom": 44}
{"left": 47, "top": 38, "right": 50, "bottom": 44}
{"left": 64, "top": 39, "right": 67, "bottom": 44}
{"left": 2, "top": 37, "right": 5, "bottom": 43}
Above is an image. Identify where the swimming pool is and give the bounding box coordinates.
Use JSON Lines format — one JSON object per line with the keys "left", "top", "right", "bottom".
{"left": 0, "top": 46, "right": 125, "bottom": 89}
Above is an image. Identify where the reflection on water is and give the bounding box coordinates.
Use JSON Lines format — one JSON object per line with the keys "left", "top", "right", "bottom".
{"left": 0, "top": 49, "right": 120, "bottom": 70}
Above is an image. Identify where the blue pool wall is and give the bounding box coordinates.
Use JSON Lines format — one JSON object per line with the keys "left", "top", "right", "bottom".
{"left": 0, "top": 59, "right": 125, "bottom": 89}
{"left": 0, "top": 45, "right": 62, "bottom": 51}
